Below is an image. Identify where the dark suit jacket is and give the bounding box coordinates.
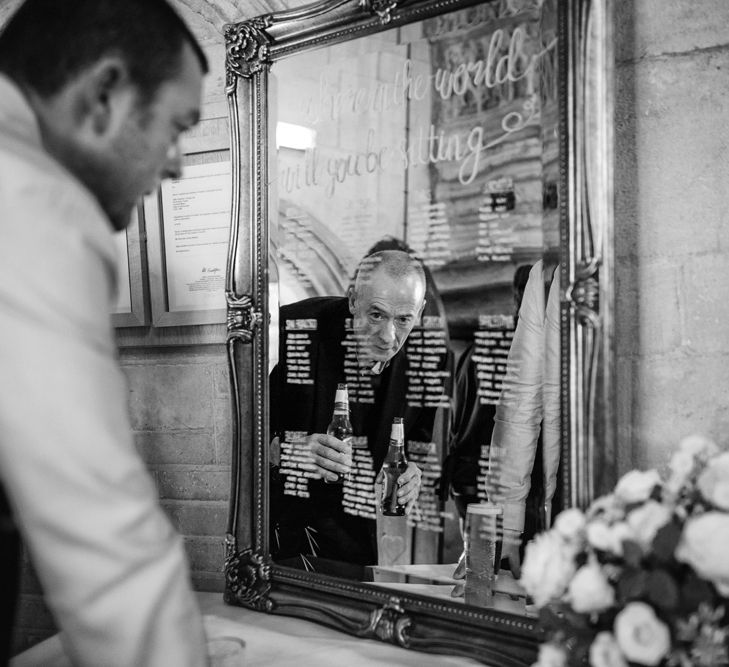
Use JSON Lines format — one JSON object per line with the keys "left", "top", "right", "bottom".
{"left": 270, "top": 297, "right": 436, "bottom": 567}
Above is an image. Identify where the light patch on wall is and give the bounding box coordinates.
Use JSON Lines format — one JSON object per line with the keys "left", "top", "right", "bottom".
{"left": 276, "top": 122, "right": 316, "bottom": 150}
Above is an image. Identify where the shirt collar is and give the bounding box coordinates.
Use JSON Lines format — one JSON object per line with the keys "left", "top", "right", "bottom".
{"left": 0, "top": 74, "right": 44, "bottom": 149}
{"left": 0, "top": 74, "right": 118, "bottom": 283}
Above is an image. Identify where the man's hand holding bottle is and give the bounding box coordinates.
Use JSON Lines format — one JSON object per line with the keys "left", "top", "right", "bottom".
{"left": 307, "top": 433, "right": 353, "bottom": 483}
{"left": 375, "top": 461, "right": 422, "bottom": 514}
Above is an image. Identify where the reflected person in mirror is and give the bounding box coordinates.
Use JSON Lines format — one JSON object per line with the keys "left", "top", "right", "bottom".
{"left": 0, "top": 1, "right": 214, "bottom": 665}
{"left": 450, "top": 260, "right": 560, "bottom": 595}
{"left": 441, "top": 263, "right": 534, "bottom": 523}
{"left": 270, "top": 250, "right": 427, "bottom": 576}
{"left": 488, "top": 260, "right": 561, "bottom": 576}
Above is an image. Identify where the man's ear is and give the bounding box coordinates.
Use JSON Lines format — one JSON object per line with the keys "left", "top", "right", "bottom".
{"left": 347, "top": 285, "right": 356, "bottom": 314}
{"left": 417, "top": 298, "right": 426, "bottom": 323}
{"left": 76, "top": 56, "right": 132, "bottom": 137}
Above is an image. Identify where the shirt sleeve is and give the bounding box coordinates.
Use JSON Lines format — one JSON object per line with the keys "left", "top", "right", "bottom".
{"left": 542, "top": 266, "right": 561, "bottom": 515}
{"left": 489, "top": 262, "right": 546, "bottom": 533}
{"left": 0, "top": 189, "right": 207, "bottom": 666}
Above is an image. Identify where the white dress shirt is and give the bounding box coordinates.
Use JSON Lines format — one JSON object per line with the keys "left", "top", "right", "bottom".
{"left": 0, "top": 75, "right": 208, "bottom": 666}
{"left": 489, "top": 260, "right": 561, "bottom": 534}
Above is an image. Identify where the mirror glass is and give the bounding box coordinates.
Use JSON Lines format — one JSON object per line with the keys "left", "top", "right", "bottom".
{"left": 266, "top": 0, "right": 559, "bottom": 615}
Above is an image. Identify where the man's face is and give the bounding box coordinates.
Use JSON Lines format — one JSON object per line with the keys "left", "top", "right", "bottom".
{"left": 96, "top": 42, "right": 203, "bottom": 230}
{"left": 348, "top": 268, "right": 425, "bottom": 367}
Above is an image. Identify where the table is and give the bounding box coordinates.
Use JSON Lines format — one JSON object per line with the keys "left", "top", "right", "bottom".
{"left": 11, "top": 592, "right": 483, "bottom": 666}
{"left": 366, "top": 562, "right": 534, "bottom": 616}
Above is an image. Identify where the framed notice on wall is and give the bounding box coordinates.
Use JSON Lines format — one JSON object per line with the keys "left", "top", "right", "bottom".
{"left": 144, "top": 153, "right": 231, "bottom": 326}
{"left": 111, "top": 206, "right": 149, "bottom": 327}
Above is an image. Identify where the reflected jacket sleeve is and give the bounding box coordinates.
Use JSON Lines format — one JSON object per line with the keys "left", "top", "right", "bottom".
{"left": 542, "top": 267, "right": 561, "bottom": 520}
{"left": 489, "top": 262, "right": 547, "bottom": 533}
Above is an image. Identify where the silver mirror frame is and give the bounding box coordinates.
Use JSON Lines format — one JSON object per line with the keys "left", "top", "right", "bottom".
{"left": 222, "top": 1, "right": 614, "bottom": 664}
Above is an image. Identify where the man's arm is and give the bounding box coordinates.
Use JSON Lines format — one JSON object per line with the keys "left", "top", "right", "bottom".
{"left": 0, "top": 195, "right": 207, "bottom": 666}
{"left": 488, "top": 262, "right": 547, "bottom": 536}
{"left": 541, "top": 266, "right": 561, "bottom": 522}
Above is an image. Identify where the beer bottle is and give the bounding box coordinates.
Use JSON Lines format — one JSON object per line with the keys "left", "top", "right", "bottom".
{"left": 380, "top": 417, "right": 408, "bottom": 516}
{"left": 325, "top": 383, "right": 353, "bottom": 484}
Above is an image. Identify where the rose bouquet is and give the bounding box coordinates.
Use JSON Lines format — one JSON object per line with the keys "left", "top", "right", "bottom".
{"left": 521, "top": 435, "right": 729, "bottom": 667}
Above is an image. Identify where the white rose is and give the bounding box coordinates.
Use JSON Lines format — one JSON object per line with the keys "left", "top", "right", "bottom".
{"left": 554, "top": 507, "right": 587, "bottom": 542}
{"left": 521, "top": 531, "right": 577, "bottom": 608}
{"left": 588, "top": 494, "right": 629, "bottom": 527}
{"left": 697, "top": 452, "right": 729, "bottom": 510}
{"left": 586, "top": 520, "right": 613, "bottom": 551}
{"left": 609, "top": 522, "right": 636, "bottom": 556}
{"left": 626, "top": 501, "right": 672, "bottom": 552}
{"left": 567, "top": 561, "right": 615, "bottom": 614}
{"left": 587, "top": 494, "right": 624, "bottom": 522}
{"left": 589, "top": 632, "right": 628, "bottom": 667}
{"left": 668, "top": 449, "right": 695, "bottom": 481}
{"left": 614, "top": 602, "right": 670, "bottom": 666}
{"left": 531, "top": 642, "right": 568, "bottom": 667}
{"left": 678, "top": 434, "right": 719, "bottom": 459}
{"left": 665, "top": 449, "right": 695, "bottom": 497}
{"left": 614, "top": 470, "right": 661, "bottom": 504}
{"left": 675, "top": 512, "right": 729, "bottom": 595}
{"left": 586, "top": 520, "right": 635, "bottom": 555}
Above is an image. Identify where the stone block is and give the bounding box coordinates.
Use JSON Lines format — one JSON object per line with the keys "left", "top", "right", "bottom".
{"left": 213, "top": 362, "right": 231, "bottom": 398}
{"left": 161, "top": 500, "right": 228, "bottom": 536}
{"left": 155, "top": 469, "right": 231, "bottom": 501}
{"left": 214, "top": 397, "right": 233, "bottom": 465}
{"left": 630, "top": 352, "right": 729, "bottom": 471}
{"left": 135, "top": 430, "right": 216, "bottom": 465}
{"left": 614, "top": 354, "right": 637, "bottom": 474}
{"left": 615, "top": 0, "right": 729, "bottom": 62}
{"left": 614, "top": 254, "right": 640, "bottom": 355}
{"left": 183, "top": 536, "right": 226, "bottom": 573}
{"left": 635, "top": 256, "right": 682, "bottom": 355}
{"left": 619, "top": 52, "right": 729, "bottom": 260}
{"left": 126, "top": 363, "right": 214, "bottom": 431}
{"left": 677, "top": 252, "right": 729, "bottom": 354}
{"left": 192, "top": 571, "right": 226, "bottom": 593}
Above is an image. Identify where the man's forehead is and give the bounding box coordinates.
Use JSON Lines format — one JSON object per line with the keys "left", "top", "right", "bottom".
{"left": 358, "top": 283, "right": 424, "bottom": 311}
{"left": 358, "top": 266, "right": 422, "bottom": 288}
{"left": 155, "top": 42, "right": 204, "bottom": 112}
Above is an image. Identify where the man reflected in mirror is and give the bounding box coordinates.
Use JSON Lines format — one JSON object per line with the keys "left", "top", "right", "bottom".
{"left": 0, "top": 1, "right": 212, "bottom": 664}
{"left": 270, "top": 250, "right": 429, "bottom": 577}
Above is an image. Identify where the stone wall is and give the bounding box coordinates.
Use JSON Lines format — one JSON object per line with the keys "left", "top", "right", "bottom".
{"left": 613, "top": 0, "right": 729, "bottom": 473}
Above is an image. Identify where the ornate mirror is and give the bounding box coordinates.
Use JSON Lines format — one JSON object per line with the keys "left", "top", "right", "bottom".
{"left": 222, "top": 0, "right": 614, "bottom": 664}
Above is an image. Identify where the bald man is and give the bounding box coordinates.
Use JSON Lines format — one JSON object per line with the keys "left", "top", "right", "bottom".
{"left": 270, "top": 250, "right": 431, "bottom": 571}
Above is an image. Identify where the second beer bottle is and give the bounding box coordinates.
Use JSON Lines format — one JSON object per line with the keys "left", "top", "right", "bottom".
{"left": 325, "top": 383, "right": 353, "bottom": 484}
{"left": 380, "top": 417, "right": 408, "bottom": 516}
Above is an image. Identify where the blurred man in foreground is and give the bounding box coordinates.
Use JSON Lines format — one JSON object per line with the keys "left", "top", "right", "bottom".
{"left": 0, "top": 1, "right": 211, "bottom": 664}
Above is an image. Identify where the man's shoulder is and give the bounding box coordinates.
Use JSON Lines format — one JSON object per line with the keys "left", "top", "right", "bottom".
{"left": 0, "top": 90, "right": 114, "bottom": 260}
{"left": 280, "top": 296, "right": 349, "bottom": 323}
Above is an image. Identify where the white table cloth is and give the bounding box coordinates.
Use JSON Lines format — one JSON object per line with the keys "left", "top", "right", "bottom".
{"left": 12, "top": 592, "right": 483, "bottom": 666}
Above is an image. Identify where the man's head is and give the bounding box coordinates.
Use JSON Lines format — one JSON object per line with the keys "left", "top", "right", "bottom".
{"left": 0, "top": 0, "right": 208, "bottom": 230}
{"left": 348, "top": 250, "right": 426, "bottom": 369}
